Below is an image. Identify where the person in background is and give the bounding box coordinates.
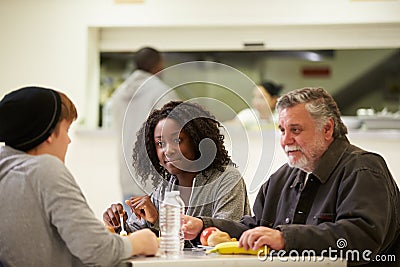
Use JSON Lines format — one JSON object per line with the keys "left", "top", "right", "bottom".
{"left": 103, "top": 101, "right": 251, "bottom": 246}
{"left": 236, "top": 80, "right": 283, "bottom": 127}
{"left": 107, "top": 46, "right": 181, "bottom": 213}
{"left": 183, "top": 87, "right": 400, "bottom": 266}
{"left": 0, "top": 86, "right": 157, "bottom": 267}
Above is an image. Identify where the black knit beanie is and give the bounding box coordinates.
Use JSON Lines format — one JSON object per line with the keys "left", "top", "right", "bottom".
{"left": 0, "top": 86, "right": 61, "bottom": 151}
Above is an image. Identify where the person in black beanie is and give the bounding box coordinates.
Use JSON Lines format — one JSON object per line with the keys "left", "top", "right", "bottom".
{"left": 0, "top": 86, "right": 62, "bottom": 152}
{"left": 0, "top": 86, "right": 158, "bottom": 267}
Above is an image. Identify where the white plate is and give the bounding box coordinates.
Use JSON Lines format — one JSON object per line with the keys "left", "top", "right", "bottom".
{"left": 197, "top": 245, "right": 214, "bottom": 250}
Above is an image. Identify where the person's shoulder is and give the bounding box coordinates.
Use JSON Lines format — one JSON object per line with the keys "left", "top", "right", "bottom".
{"left": 27, "top": 154, "right": 69, "bottom": 177}
{"left": 134, "top": 69, "right": 161, "bottom": 83}
{"left": 6, "top": 154, "right": 71, "bottom": 190}
{"left": 208, "top": 162, "right": 243, "bottom": 183}
{"left": 346, "top": 143, "right": 387, "bottom": 166}
{"left": 132, "top": 69, "right": 152, "bottom": 80}
{"left": 34, "top": 153, "right": 63, "bottom": 165}
{"left": 223, "top": 162, "right": 240, "bottom": 173}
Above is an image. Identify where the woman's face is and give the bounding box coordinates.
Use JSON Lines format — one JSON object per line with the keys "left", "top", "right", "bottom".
{"left": 153, "top": 118, "right": 196, "bottom": 176}
{"left": 252, "top": 86, "right": 275, "bottom": 119}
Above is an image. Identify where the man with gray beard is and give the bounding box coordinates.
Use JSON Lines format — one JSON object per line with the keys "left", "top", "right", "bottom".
{"left": 183, "top": 87, "right": 400, "bottom": 267}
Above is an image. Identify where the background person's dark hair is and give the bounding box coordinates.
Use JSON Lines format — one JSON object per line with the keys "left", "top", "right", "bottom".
{"left": 132, "top": 101, "right": 232, "bottom": 188}
{"left": 260, "top": 80, "right": 283, "bottom": 97}
{"left": 134, "top": 47, "right": 161, "bottom": 73}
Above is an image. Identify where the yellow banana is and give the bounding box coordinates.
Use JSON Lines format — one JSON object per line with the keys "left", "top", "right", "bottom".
{"left": 206, "top": 241, "right": 269, "bottom": 255}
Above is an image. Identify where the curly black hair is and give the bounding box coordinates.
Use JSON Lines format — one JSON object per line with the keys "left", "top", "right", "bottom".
{"left": 132, "top": 101, "right": 232, "bottom": 188}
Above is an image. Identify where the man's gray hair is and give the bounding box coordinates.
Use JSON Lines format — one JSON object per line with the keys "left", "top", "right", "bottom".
{"left": 276, "top": 87, "right": 348, "bottom": 138}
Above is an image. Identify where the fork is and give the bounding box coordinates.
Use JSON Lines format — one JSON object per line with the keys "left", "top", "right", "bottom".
{"left": 119, "top": 212, "right": 128, "bottom": 236}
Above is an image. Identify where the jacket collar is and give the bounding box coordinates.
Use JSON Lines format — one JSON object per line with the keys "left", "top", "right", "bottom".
{"left": 312, "top": 136, "right": 350, "bottom": 184}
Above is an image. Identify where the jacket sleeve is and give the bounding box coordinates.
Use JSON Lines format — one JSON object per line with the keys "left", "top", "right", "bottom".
{"left": 199, "top": 175, "right": 270, "bottom": 238}
{"left": 200, "top": 216, "right": 250, "bottom": 239}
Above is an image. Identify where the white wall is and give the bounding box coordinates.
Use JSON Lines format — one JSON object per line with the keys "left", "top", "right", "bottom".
{"left": 1, "top": 0, "right": 400, "bottom": 219}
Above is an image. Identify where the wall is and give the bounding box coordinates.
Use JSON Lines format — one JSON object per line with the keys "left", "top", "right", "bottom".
{"left": 1, "top": 0, "right": 400, "bottom": 219}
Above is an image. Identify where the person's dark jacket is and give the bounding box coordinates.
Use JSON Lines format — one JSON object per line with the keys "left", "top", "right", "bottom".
{"left": 200, "top": 137, "right": 400, "bottom": 266}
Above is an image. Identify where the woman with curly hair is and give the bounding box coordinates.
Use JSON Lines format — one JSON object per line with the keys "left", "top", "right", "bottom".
{"left": 104, "top": 101, "right": 251, "bottom": 244}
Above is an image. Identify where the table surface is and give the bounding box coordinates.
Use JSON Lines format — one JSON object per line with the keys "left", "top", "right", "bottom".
{"left": 119, "top": 249, "right": 347, "bottom": 267}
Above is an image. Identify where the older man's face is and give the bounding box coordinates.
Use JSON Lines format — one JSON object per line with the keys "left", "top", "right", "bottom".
{"left": 278, "top": 103, "right": 331, "bottom": 172}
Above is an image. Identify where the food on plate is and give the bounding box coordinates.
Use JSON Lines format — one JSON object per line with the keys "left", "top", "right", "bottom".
{"left": 200, "top": 227, "right": 237, "bottom": 246}
{"left": 207, "top": 230, "right": 233, "bottom": 246}
{"left": 206, "top": 241, "right": 269, "bottom": 255}
{"left": 200, "top": 227, "right": 218, "bottom": 246}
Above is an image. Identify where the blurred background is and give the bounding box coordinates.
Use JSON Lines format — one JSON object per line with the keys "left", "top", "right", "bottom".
{"left": 100, "top": 49, "right": 400, "bottom": 125}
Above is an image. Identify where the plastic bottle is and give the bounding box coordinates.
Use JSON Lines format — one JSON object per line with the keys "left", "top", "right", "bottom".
{"left": 159, "top": 191, "right": 185, "bottom": 258}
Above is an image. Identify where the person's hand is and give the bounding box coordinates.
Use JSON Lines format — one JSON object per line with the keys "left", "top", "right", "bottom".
{"left": 182, "top": 215, "right": 203, "bottom": 240}
{"left": 103, "top": 203, "right": 127, "bottom": 231}
{"left": 128, "top": 228, "right": 158, "bottom": 256}
{"left": 238, "top": 226, "right": 285, "bottom": 251}
{"left": 125, "top": 195, "right": 158, "bottom": 224}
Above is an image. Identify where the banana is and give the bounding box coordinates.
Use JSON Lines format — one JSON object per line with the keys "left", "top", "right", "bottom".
{"left": 206, "top": 241, "right": 269, "bottom": 255}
